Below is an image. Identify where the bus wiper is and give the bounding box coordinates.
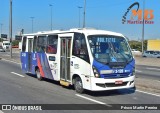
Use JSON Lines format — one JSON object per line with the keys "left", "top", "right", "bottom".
{"left": 108, "top": 42, "right": 117, "bottom": 62}
{"left": 120, "top": 52, "right": 129, "bottom": 64}
{"left": 115, "top": 47, "right": 129, "bottom": 64}
{"left": 107, "top": 42, "right": 129, "bottom": 65}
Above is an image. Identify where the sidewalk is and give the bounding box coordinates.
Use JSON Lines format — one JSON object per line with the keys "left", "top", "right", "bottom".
{"left": 135, "top": 56, "right": 160, "bottom": 67}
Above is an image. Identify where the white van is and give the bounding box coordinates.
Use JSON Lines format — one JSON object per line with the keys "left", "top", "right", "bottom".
{"left": 2, "top": 41, "right": 10, "bottom": 50}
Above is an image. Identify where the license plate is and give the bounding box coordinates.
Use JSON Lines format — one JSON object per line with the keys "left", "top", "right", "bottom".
{"left": 115, "top": 80, "right": 123, "bottom": 85}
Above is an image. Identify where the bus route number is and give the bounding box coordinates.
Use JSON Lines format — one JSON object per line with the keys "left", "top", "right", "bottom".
{"left": 22, "top": 53, "right": 26, "bottom": 57}
{"left": 113, "top": 69, "right": 123, "bottom": 73}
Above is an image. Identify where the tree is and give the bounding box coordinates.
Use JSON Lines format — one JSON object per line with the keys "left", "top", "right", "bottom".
{"left": 12, "top": 40, "right": 20, "bottom": 46}
{"left": 129, "top": 40, "right": 147, "bottom": 52}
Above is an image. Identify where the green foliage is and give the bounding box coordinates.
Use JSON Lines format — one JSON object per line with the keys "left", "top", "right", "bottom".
{"left": 129, "top": 40, "right": 147, "bottom": 52}
{"left": 12, "top": 40, "right": 20, "bottom": 46}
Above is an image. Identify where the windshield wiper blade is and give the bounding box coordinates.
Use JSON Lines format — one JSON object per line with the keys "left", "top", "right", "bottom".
{"left": 112, "top": 45, "right": 129, "bottom": 64}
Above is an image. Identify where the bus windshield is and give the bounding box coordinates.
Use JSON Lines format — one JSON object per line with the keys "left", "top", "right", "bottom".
{"left": 88, "top": 35, "right": 133, "bottom": 64}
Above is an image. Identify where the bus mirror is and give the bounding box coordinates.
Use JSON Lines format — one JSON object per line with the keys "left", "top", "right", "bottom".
{"left": 49, "top": 56, "right": 56, "bottom": 61}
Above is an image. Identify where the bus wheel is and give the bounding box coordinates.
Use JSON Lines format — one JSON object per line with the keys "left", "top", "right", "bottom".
{"left": 74, "top": 77, "right": 84, "bottom": 93}
{"left": 36, "top": 68, "right": 42, "bottom": 81}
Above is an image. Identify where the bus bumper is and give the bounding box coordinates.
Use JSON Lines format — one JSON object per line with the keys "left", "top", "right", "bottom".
{"left": 89, "top": 75, "right": 135, "bottom": 91}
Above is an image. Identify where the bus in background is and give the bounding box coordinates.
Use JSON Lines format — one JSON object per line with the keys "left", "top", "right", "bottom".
{"left": 21, "top": 28, "right": 135, "bottom": 93}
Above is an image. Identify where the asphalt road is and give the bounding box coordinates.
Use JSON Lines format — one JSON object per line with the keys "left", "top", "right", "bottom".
{"left": 136, "top": 65, "right": 160, "bottom": 80}
{"left": 0, "top": 59, "right": 160, "bottom": 113}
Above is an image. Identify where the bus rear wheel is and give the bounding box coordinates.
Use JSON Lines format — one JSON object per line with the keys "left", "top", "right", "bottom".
{"left": 74, "top": 77, "right": 84, "bottom": 94}
{"left": 36, "top": 68, "right": 42, "bottom": 81}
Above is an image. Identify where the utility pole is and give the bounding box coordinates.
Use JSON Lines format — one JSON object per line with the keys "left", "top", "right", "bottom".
{"left": 30, "top": 17, "right": 34, "bottom": 33}
{"left": 83, "top": 0, "right": 86, "bottom": 28}
{"left": 49, "top": 4, "right": 53, "bottom": 30}
{"left": 0, "top": 24, "right": 3, "bottom": 35}
{"left": 9, "top": 0, "right": 12, "bottom": 58}
{"left": 78, "top": 6, "right": 82, "bottom": 28}
{"left": 142, "top": 0, "right": 145, "bottom": 55}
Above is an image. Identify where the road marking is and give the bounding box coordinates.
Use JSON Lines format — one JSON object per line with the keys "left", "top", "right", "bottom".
{"left": 11, "top": 72, "right": 25, "bottom": 78}
{"left": 76, "top": 94, "right": 107, "bottom": 105}
{"left": 135, "top": 70, "right": 142, "bottom": 73}
{"left": 136, "top": 90, "right": 160, "bottom": 97}
{"left": 1, "top": 59, "right": 20, "bottom": 65}
{"left": 146, "top": 67, "right": 160, "bottom": 71}
{"left": 0, "top": 110, "right": 4, "bottom": 113}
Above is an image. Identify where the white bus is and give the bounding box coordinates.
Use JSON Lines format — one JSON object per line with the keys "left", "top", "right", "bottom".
{"left": 21, "top": 28, "right": 135, "bottom": 93}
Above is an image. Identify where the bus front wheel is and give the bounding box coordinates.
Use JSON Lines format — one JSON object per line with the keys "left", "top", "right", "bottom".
{"left": 36, "top": 68, "right": 42, "bottom": 81}
{"left": 74, "top": 77, "right": 84, "bottom": 94}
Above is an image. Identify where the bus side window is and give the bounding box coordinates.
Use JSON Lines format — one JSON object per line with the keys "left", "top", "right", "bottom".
{"left": 37, "top": 36, "right": 47, "bottom": 53}
{"left": 72, "top": 33, "right": 90, "bottom": 63}
{"left": 22, "top": 37, "right": 27, "bottom": 52}
{"left": 33, "top": 36, "right": 37, "bottom": 52}
{"left": 46, "top": 35, "right": 58, "bottom": 54}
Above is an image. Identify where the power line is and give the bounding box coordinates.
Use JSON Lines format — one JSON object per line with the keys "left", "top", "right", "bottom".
{"left": 142, "top": 0, "right": 145, "bottom": 54}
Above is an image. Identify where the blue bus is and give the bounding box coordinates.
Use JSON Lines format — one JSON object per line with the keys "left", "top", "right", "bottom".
{"left": 21, "top": 28, "right": 135, "bottom": 93}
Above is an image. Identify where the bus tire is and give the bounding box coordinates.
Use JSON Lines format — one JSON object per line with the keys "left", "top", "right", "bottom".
{"left": 36, "top": 68, "right": 42, "bottom": 81}
{"left": 74, "top": 77, "right": 84, "bottom": 94}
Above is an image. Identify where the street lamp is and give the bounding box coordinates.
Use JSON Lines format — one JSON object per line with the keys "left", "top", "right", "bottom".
{"left": 83, "top": 0, "right": 86, "bottom": 28}
{"left": 9, "top": 0, "right": 12, "bottom": 58}
{"left": 78, "top": 6, "right": 82, "bottom": 28}
{"left": 30, "top": 17, "right": 34, "bottom": 33}
{"left": 49, "top": 4, "right": 53, "bottom": 30}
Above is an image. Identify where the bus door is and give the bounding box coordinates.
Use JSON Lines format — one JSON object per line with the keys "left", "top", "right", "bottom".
{"left": 59, "top": 34, "right": 73, "bottom": 82}
{"left": 27, "top": 38, "right": 33, "bottom": 72}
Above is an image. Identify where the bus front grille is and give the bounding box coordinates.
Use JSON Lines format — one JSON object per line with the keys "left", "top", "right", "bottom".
{"left": 96, "top": 82, "right": 128, "bottom": 88}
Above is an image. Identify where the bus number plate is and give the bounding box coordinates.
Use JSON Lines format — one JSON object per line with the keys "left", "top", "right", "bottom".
{"left": 115, "top": 80, "right": 123, "bottom": 85}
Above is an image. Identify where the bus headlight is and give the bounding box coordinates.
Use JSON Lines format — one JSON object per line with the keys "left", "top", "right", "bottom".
{"left": 92, "top": 66, "right": 100, "bottom": 78}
